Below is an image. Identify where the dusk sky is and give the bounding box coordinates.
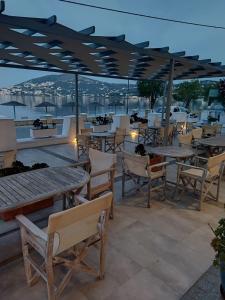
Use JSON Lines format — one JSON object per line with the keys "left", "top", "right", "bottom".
{"left": 1, "top": 0, "right": 225, "bottom": 87}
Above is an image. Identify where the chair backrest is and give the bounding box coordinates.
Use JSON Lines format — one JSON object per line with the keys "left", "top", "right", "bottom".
{"left": 0, "top": 150, "right": 16, "bottom": 169}
{"left": 122, "top": 150, "right": 149, "bottom": 177}
{"left": 186, "top": 122, "right": 193, "bottom": 132}
{"left": 212, "top": 124, "right": 222, "bottom": 134}
{"left": 176, "top": 122, "right": 186, "bottom": 131}
{"left": 138, "top": 123, "right": 148, "bottom": 129}
{"left": 192, "top": 128, "right": 202, "bottom": 139}
{"left": 202, "top": 125, "right": 215, "bottom": 136}
{"left": 159, "top": 127, "right": 165, "bottom": 138}
{"left": 207, "top": 152, "right": 225, "bottom": 177}
{"left": 168, "top": 125, "right": 174, "bottom": 136}
{"left": 81, "top": 128, "right": 93, "bottom": 134}
{"left": 89, "top": 148, "right": 117, "bottom": 186}
{"left": 178, "top": 134, "right": 192, "bottom": 145}
{"left": 115, "top": 128, "right": 126, "bottom": 144}
{"left": 47, "top": 193, "right": 112, "bottom": 255}
{"left": 78, "top": 134, "right": 90, "bottom": 146}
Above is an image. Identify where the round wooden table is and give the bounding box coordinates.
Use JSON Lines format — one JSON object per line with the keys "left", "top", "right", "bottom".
{"left": 149, "top": 146, "right": 194, "bottom": 160}
{"left": 90, "top": 132, "right": 114, "bottom": 151}
{"left": 199, "top": 136, "right": 225, "bottom": 148}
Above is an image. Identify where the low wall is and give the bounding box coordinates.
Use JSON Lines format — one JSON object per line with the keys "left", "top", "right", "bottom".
{"left": 16, "top": 135, "right": 68, "bottom": 149}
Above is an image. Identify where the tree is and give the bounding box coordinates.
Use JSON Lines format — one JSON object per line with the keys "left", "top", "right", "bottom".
{"left": 218, "top": 79, "right": 225, "bottom": 107}
{"left": 202, "top": 82, "right": 218, "bottom": 106}
{"left": 174, "top": 80, "right": 203, "bottom": 109}
{"left": 137, "top": 80, "right": 164, "bottom": 109}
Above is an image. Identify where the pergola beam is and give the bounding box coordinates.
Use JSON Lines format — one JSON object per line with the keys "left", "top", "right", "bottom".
{"left": 0, "top": 1, "right": 5, "bottom": 13}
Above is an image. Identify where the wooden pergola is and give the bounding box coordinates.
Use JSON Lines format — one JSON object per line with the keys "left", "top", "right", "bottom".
{"left": 0, "top": 1, "right": 224, "bottom": 141}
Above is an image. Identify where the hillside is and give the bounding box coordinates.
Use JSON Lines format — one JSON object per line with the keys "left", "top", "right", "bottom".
{"left": 17, "top": 74, "right": 137, "bottom": 97}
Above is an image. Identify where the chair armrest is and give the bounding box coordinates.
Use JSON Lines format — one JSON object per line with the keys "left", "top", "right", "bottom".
{"left": 16, "top": 215, "right": 47, "bottom": 242}
{"left": 148, "top": 161, "right": 168, "bottom": 171}
{"left": 73, "top": 160, "right": 90, "bottom": 168}
{"left": 90, "top": 167, "right": 115, "bottom": 178}
{"left": 194, "top": 156, "right": 208, "bottom": 161}
{"left": 75, "top": 195, "right": 89, "bottom": 204}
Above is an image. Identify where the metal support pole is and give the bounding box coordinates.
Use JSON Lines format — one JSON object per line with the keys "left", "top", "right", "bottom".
{"left": 75, "top": 73, "right": 79, "bottom": 137}
{"left": 161, "top": 81, "right": 167, "bottom": 125}
{"left": 163, "top": 59, "right": 174, "bottom": 145}
{"left": 126, "top": 79, "right": 129, "bottom": 114}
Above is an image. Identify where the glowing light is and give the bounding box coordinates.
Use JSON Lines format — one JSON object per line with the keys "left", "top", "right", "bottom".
{"left": 130, "top": 130, "right": 138, "bottom": 140}
{"left": 73, "top": 137, "right": 78, "bottom": 161}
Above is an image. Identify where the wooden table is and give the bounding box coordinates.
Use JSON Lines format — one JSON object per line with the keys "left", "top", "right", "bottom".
{"left": 149, "top": 146, "right": 194, "bottom": 160}
{"left": 198, "top": 135, "right": 225, "bottom": 155}
{"left": 199, "top": 136, "right": 225, "bottom": 148}
{"left": 0, "top": 166, "right": 89, "bottom": 220}
{"left": 90, "top": 132, "right": 114, "bottom": 151}
{"left": 149, "top": 146, "right": 195, "bottom": 188}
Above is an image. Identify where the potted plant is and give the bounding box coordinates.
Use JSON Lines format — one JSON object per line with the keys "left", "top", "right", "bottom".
{"left": 210, "top": 218, "right": 225, "bottom": 298}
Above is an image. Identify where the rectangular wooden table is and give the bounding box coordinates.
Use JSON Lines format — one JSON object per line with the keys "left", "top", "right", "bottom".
{"left": 0, "top": 166, "right": 89, "bottom": 220}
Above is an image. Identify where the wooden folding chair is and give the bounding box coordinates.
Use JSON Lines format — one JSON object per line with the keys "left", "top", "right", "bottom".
{"left": 75, "top": 148, "right": 116, "bottom": 218}
{"left": 191, "top": 128, "right": 206, "bottom": 156}
{"left": 213, "top": 124, "right": 223, "bottom": 135}
{"left": 176, "top": 152, "right": 225, "bottom": 210}
{"left": 138, "top": 123, "right": 148, "bottom": 144}
{"left": 176, "top": 122, "right": 186, "bottom": 135}
{"left": 78, "top": 129, "right": 100, "bottom": 158}
{"left": 157, "top": 125, "right": 174, "bottom": 145}
{"left": 178, "top": 133, "right": 193, "bottom": 149}
{"left": 186, "top": 122, "right": 193, "bottom": 133}
{"left": 192, "top": 128, "right": 203, "bottom": 141}
{"left": 17, "top": 192, "right": 112, "bottom": 300}
{"left": 202, "top": 125, "right": 216, "bottom": 138}
{"left": 105, "top": 128, "right": 126, "bottom": 153}
{"left": 122, "top": 151, "right": 168, "bottom": 208}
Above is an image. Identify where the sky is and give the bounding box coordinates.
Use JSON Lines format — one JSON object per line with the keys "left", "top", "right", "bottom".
{"left": 1, "top": 0, "right": 225, "bottom": 87}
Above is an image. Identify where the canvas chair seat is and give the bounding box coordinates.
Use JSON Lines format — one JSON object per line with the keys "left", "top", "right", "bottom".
{"left": 180, "top": 168, "right": 208, "bottom": 179}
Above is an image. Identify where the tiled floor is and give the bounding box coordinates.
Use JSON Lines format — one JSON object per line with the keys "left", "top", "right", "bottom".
{"left": 181, "top": 265, "right": 223, "bottom": 300}
{"left": 0, "top": 142, "right": 224, "bottom": 299}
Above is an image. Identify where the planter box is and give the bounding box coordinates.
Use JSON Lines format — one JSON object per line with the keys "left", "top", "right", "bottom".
{"left": 30, "top": 128, "right": 57, "bottom": 138}
{"left": 0, "top": 197, "right": 54, "bottom": 221}
{"left": 92, "top": 124, "right": 111, "bottom": 132}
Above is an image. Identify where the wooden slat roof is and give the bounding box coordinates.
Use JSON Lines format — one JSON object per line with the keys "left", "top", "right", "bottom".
{"left": 0, "top": 12, "right": 224, "bottom": 81}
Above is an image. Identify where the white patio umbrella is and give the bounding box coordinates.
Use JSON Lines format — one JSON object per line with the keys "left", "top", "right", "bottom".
{"left": 35, "top": 101, "right": 56, "bottom": 113}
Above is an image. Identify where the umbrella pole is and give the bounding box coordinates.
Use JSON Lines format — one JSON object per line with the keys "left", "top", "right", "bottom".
{"left": 75, "top": 73, "right": 79, "bottom": 137}
{"left": 163, "top": 58, "right": 174, "bottom": 145}
{"left": 13, "top": 106, "right": 16, "bottom": 119}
